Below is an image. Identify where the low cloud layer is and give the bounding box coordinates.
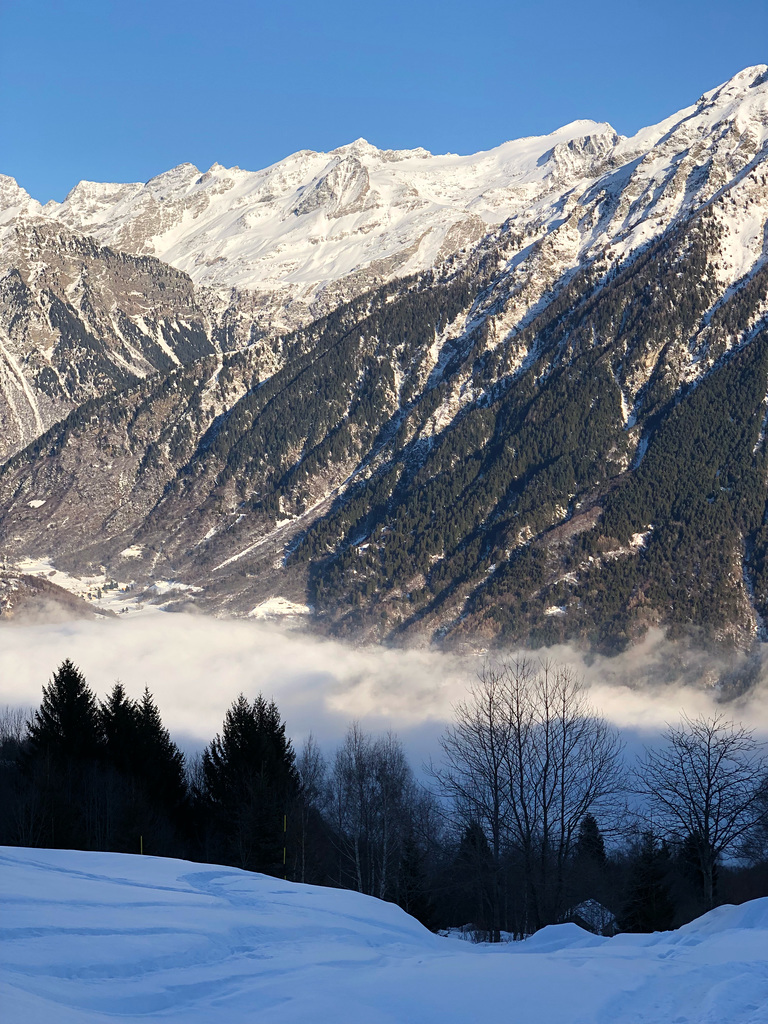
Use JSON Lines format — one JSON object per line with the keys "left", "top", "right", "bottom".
{"left": 2, "top": 614, "right": 768, "bottom": 763}
{"left": 0, "top": 613, "right": 469, "bottom": 757}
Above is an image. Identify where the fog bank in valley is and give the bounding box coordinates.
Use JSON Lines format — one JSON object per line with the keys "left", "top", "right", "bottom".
{"left": 2, "top": 613, "right": 768, "bottom": 761}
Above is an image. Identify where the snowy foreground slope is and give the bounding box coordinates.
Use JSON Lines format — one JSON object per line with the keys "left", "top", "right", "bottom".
{"left": 2, "top": 848, "right": 768, "bottom": 1024}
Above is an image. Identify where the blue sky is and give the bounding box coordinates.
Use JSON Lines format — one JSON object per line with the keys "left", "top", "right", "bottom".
{"left": 2, "top": 0, "right": 766, "bottom": 203}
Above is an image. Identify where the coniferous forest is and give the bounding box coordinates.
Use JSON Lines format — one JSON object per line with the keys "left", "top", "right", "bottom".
{"left": 2, "top": 658, "right": 767, "bottom": 940}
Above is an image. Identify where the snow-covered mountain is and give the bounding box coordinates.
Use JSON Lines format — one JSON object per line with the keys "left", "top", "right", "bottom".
{"left": 0, "top": 121, "right": 626, "bottom": 453}
{"left": 36, "top": 122, "right": 620, "bottom": 301}
{"left": 5, "top": 65, "right": 767, "bottom": 327}
{"left": 3, "top": 846, "right": 768, "bottom": 1024}
{"left": 2, "top": 66, "right": 768, "bottom": 647}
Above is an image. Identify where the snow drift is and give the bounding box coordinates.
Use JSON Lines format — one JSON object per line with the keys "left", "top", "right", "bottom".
{"left": 1, "top": 847, "right": 767, "bottom": 1023}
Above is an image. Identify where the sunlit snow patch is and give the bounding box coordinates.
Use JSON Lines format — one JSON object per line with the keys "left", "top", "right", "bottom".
{"left": 248, "top": 597, "right": 311, "bottom": 619}
{"left": 13, "top": 556, "right": 142, "bottom": 613}
{"left": 120, "top": 545, "right": 145, "bottom": 558}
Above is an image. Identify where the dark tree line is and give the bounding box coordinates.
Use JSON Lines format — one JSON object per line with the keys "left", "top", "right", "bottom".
{"left": 1, "top": 657, "right": 768, "bottom": 940}
{"left": 3, "top": 661, "right": 187, "bottom": 855}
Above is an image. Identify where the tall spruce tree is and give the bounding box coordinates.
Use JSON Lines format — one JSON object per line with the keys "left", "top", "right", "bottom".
{"left": 574, "top": 814, "right": 607, "bottom": 864}
{"left": 398, "top": 831, "right": 435, "bottom": 928}
{"left": 620, "top": 832, "right": 675, "bottom": 933}
{"left": 135, "top": 687, "right": 187, "bottom": 811}
{"left": 25, "top": 660, "right": 106, "bottom": 849}
{"left": 27, "top": 659, "right": 103, "bottom": 763}
{"left": 99, "top": 683, "right": 188, "bottom": 855}
{"left": 202, "top": 694, "right": 298, "bottom": 873}
{"left": 100, "top": 682, "right": 141, "bottom": 776}
{"left": 449, "top": 821, "right": 496, "bottom": 940}
{"left": 569, "top": 813, "right": 611, "bottom": 911}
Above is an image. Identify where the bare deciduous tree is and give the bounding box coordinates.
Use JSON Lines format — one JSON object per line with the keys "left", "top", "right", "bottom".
{"left": 327, "top": 723, "right": 416, "bottom": 899}
{"left": 504, "top": 659, "right": 625, "bottom": 929}
{"left": 432, "top": 663, "right": 513, "bottom": 940}
{"left": 433, "top": 658, "right": 625, "bottom": 936}
{"left": 296, "top": 734, "right": 327, "bottom": 883}
{"left": 0, "top": 705, "right": 29, "bottom": 754}
{"left": 637, "top": 713, "right": 768, "bottom": 910}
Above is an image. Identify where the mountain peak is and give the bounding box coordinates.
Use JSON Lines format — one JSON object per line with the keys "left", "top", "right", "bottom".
{"left": 206, "top": 161, "right": 241, "bottom": 175}
{"left": 0, "top": 174, "right": 30, "bottom": 204}
{"left": 331, "top": 138, "right": 379, "bottom": 157}
{"left": 145, "top": 162, "right": 200, "bottom": 186}
{"left": 699, "top": 64, "right": 768, "bottom": 107}
{"left": 551, "top": 118, "right": 615, "bottom": 138}
{"left": 730, "top": 64, "right": 768, "bottom": 88}
{"left": 0, "top": 175, "right": 43, "bottom": 224}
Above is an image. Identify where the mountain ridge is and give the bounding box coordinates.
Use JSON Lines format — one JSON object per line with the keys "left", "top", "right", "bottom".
{"left": 1, "top": 65, "right": 768, "bottom": 650}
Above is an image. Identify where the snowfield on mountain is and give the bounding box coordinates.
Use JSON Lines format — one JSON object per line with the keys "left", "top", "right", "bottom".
{"left": 3, "top": 65, "right": 768, "bottom": 318}
{"left": 2, "top": 846, "right": 768, "bottom": 1023}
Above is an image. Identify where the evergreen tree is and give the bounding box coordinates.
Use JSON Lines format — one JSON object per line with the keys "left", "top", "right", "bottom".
{"left": 27, "top": 659, "right": 103, "bottom": 763}
{"left": 620, "top": 832, "right": 675, "bottom": 933}
{"left": 202, "top": 694, "right": 299, "bottom": 873}
{"left": 135, "top": 687, "right": 187, "bottom": 811}
{"left": 24, "top": 660, "right": 107, "bottom": 849}
{"left": 101, "top": 683, "right": 186, "bottom": 808}
{"left": 449, "top": 821, "right": 495, "bottom": 939}
{"left": 99, "top": 683, "right": 188, "bottom": 855}
{"left": 569, "top": 813, "right": 610, "bottom": 911}
{"left": 574, "top": 814, "right": 607, "bottom": 864}
{"left": 100, "top": 682, "right": 141, "bottom": 776}
{"left": 398, "top": 831, "right": 436, "bottom": 929}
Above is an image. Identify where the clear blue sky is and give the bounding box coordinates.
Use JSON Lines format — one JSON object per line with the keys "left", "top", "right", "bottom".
{"left": 2, "top": 0, "right": 766, "bottom": 203}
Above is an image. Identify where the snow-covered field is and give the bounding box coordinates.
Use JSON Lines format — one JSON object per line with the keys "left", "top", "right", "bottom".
{"left": 12, "top": 557, "right": 202, "bottom": 616}
{"left": 2, "top": 848, "right": 767, "bottom": 1023}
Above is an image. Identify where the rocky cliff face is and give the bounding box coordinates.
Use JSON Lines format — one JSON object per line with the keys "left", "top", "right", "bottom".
{"left": 1, "top": 66, "right": 767, "bottom": 650}
{"left": 0, "top": 219, "right": 215, "bottom": 459}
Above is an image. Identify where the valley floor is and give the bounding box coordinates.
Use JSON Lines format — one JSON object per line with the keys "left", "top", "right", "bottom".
{"left": 1, "top": 847, "right": 767, "bottom": 1023}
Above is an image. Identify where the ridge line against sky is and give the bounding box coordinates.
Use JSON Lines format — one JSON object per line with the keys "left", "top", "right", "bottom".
{"left": 1, "top": 0, "right": 767, "bottom": 204}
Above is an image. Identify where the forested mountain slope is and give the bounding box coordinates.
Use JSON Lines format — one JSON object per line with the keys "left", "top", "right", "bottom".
{"left": 0, "top": 66, "right": 767, "bottom": 649}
